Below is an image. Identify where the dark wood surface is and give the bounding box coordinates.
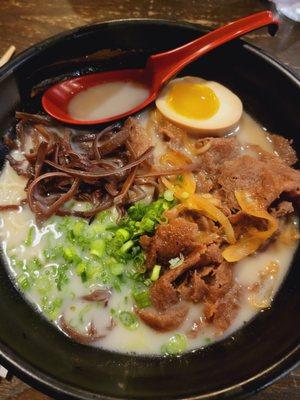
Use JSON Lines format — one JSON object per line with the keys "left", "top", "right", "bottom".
{"left": 0, "top": 1, "right": 299, "bottom": 399}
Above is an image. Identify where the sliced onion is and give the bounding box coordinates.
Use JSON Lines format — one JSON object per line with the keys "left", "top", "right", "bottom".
{"left": 222, "top": 191, "right": 278, "bottom": 262}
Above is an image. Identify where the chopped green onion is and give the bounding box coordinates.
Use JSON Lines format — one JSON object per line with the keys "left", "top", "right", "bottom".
{"left": 43, "top": 246, "right": 62, "bottom": 261}
{"left": 161, "top": 333, "right": 187, "bottom": 355}
{"left": 169, "top": 253, "right": 184, "bottom": 269}
{"left": 132, "top": 289, "right": 151, "bottom": 308}
{"left": 110, "top": 262, "right": 124, "bottom": 276}
{"left": 90, "top": 220, "right": 106, "bottom": 235}
{"left": 116, "top": 228, "right": 130, "bottom": 242}
{"left": 140, "top": 217, "right": 155, "bottom": 233}
{"left": 90, "top": 239, "right": 105, "bottom": 257}
{"left": 76, "top": 262, "right": 86, "bottom": 276}
{"left": 113, "top": 276, "right": 123, "bottom": 292}
{"left": 119, "top": 311, "right": 139, "bottom": 330}
{"left": 120, "top": 240, "right": 134, "bottom": 253}
{"left": 133, "top": 251, "right": 145, "bottom": 270}
{"left": 81, "top": 271, "right": 88, "bottom": 283}
{"left": 62, "top": 247, "right": 77, "bottom": 262}
{"left": 45, "top": 298, "right": 63, "bottom": 320}
{"left": 55, "top": 264, "right": 69, "bottom": 290}
{"left": 150, "top": 265, "right": 161, "bottom": 281}
{"left": 95, "top": 210, "right": 110, "bottom": 223}
{"left": 17, "top": 274, "right": 30, "bottom": 291}
{"left": 24, "top": 226, "right": 35, "bottom": 247}
{"left": 177, "top": 175, "right": 184, "bottom": 183}
{"left": 27, "top": 257, "right": 42, "bottom": 271}
{"left": 127, "top": 203, "right": 147, "bottom": 221}
{"left": 110, "top": 308, "right": 117, "bottom": 316}
{"left": 164, "top": 190, "right": 174, "bottom": 202}
{"left": 72, "top": 220, "right": 86, "bottom": 238}
{"left": 143, "top": 278, "right": 152, "bottom": 287}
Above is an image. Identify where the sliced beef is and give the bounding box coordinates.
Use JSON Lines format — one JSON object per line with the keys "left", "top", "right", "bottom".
{"left": 150, "top": 273, "right": 179, "bottom": 311}
{"left": 196, "top": 171, "right": 214, "bottom": 193}
{"left": 147, "top": 254, "right": 236, "bottom": 332}
{"left": 206, "top": 261, "right": 233, "bottom": 302}
{"left": 140, "top": 217, "right": 201, "bottom": 269}
{"left": 178, "top": 269, "right": 211, "bottom": 303}
{"left": 150, "top": 245, "right": 222, "bottom": 311}
{"left": 270, "top": 134, "right": 297, "bottom": 166}
{"left": 204, "top": 285, "right": 240, "bottom": 332}
{"left": 178, "top": 261, "right": 233, "bottom": 305}
{"left": 136, "top": 305, "right": 188, "bottom": 332}
{"left": 198, "top": 137, "right": 241, "bottom": 179}
{"left": 125, "top": 117, "right": 152, "bottom": 158}
{"left": 200, "top": 243, "right": 223, "bottom": 265}
{"left": 218, "top": 153, "right": 300, "bottom": 210}
{"left": 195, "top": 215, "right": 216, "bottom": 233}
{"left": 150, "top": 250, "right": 203, "bottom": 310}
{"left": 138, "top": 135, "right": 299, "bottom": 334}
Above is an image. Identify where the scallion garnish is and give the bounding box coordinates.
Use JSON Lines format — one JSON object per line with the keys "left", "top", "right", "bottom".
{"left": 119, "top": 311, "right": 139, "bottom": 330}
{"left": 150, "top": 264, "right": 161, "bottom": 281}
{"left": 169, "top": 253, "right": 184, "bottom": 269}
{"left": 132, "top": 288, "right": 151, "bottom": 308}
{"left": 90, "top": 239, "right": 106, "bottom": 258}
{"left": 164, "top": 189, "right": 174, "bottom": 202}
{"left": 161, "top": 333, "right": 187, "bottom": 355}
{"left": 24, "top": 225, "right": 36, "bottom": 247}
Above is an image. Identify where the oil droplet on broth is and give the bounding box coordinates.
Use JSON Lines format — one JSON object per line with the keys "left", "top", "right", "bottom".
{"left": 68, "top": 81, "right": 149, "bottom": 121}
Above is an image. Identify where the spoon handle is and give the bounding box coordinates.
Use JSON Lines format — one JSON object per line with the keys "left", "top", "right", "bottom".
{"left": 146, "top": 11, "right": 279, "bottom": 91}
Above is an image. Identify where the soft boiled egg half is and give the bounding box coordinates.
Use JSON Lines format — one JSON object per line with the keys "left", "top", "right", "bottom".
{"left": 155, "top": 76, "right": 243, "bottom": 136}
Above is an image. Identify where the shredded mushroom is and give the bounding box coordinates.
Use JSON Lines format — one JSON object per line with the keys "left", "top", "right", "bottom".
{"left": 5, "top": 113, "right": 155, "bottom": 219}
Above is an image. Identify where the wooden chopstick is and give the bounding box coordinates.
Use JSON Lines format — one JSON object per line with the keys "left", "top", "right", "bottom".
{"left": 0, "top": 45, "right": 16, "bottom": 68}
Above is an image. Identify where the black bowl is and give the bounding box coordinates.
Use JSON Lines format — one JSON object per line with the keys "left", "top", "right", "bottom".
{"left": 0, "top": 19, "right": 299, "bottom": 400}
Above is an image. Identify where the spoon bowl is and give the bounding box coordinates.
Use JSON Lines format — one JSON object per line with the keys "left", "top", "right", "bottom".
{"left": 42, "top": 11, "right": 279, "bottom": 125}
{"left": 42, "top": 68, "right": 155, "bottom": 125}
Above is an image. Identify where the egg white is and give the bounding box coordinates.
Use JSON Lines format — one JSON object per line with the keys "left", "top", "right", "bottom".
{"left": 155, "top": 76, "right": 243, "bottom": 136}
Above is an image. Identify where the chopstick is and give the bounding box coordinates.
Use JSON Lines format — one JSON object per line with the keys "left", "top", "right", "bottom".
{"left": 0, "top": 45, "right": 16, "bottom": 68}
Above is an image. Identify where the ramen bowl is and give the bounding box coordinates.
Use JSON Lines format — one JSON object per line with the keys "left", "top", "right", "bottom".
{"left": 0, "top": 19, "right": 299, "bottom": 400}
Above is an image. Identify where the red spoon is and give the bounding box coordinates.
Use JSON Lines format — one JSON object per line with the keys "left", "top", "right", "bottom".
{"left": 42, "top": 11, "right": 278, "bottom": 125}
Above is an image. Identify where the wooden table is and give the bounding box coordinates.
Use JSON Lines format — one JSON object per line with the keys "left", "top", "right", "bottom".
{"left": 0, "top": 1, "right": 299, "bottom": 399}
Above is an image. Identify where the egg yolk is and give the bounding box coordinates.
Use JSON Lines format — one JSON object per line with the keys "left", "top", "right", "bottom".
{"left": 166, "top": 82, "right": 220, "bottom": 120}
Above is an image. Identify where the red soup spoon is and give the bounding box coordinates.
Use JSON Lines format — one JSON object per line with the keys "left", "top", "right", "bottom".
{"left": 42, "top": 11, "right": 278, "bottom": 125}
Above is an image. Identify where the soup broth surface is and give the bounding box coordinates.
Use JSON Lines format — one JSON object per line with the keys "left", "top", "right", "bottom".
{"left": 0, "top": 108, "right": 298, "bottom": 355}
{"left": 68, "top": 81, "right": 149, "bottom": 121}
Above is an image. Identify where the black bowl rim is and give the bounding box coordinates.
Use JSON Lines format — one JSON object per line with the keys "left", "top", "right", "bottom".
{"left": 0, "top": 17, "right": 299, "bottom": 400}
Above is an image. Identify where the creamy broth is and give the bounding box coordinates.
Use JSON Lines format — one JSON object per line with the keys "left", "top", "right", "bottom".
{"left": 236, "top": 113, "right": 273, "bottom": 153}
{"left": 1, "top": 200, "right": 297, "bottom": 354}
{"left": 0, "top": 160, "right": 27, "bottom": 206}
{"left": 68, "top": 81, "right": 149, "bottom": 121}
{"left": 0, "top": 109, "right": 299, "bottom": 355}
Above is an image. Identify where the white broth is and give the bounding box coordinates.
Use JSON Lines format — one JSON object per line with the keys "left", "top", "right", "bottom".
{"left": 68, "top": 81, "right": 149, "bottom": 121}
{"left": 0, "top": 109, "right": 299, "bottom": 355}
{"left": 1, "top": 201, "right": 297, "bottom": 354}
